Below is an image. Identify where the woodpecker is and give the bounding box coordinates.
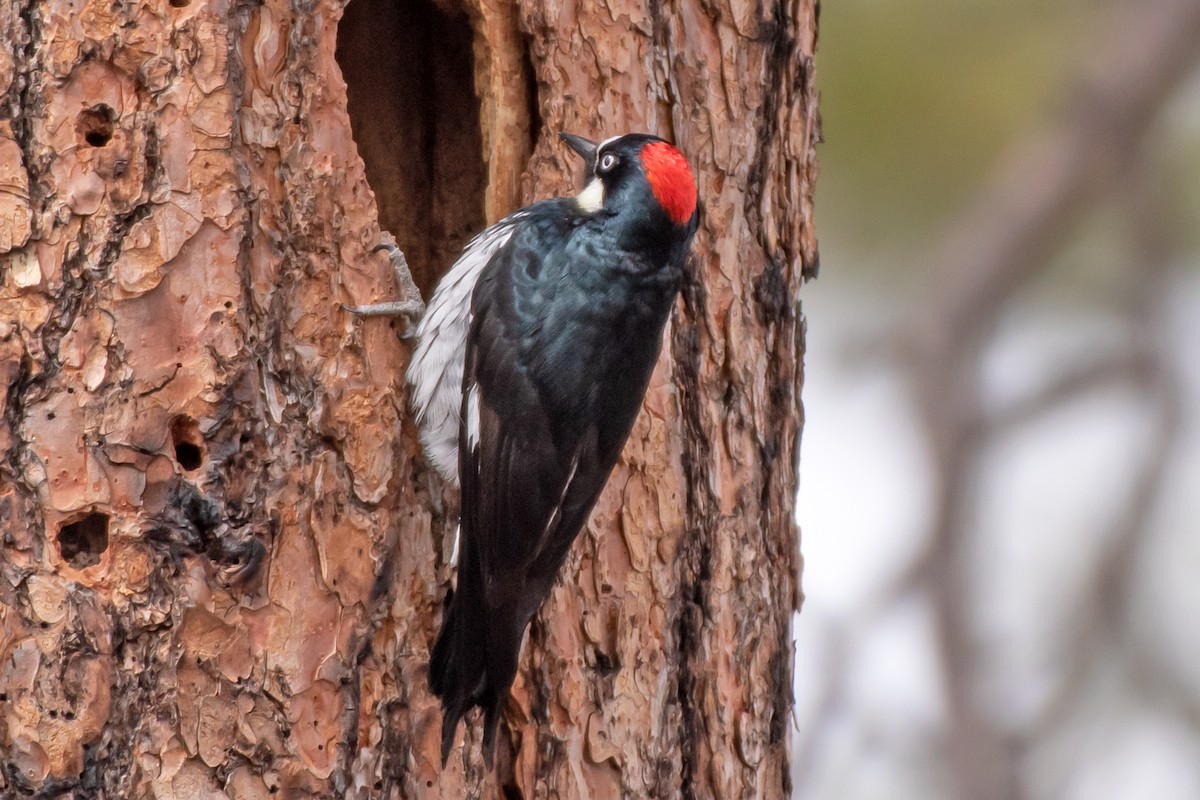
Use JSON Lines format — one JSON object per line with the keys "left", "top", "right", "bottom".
{"left": 351, "top": 132, "right": 699, "bottom": 765}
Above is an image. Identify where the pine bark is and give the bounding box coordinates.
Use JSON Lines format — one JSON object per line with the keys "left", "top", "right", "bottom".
{"left": 0, "top": 0, "right": 819, "bottom": 797}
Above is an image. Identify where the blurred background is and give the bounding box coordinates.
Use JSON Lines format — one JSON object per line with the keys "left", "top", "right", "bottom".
{"left": 792, "top": 1, "right": 1200, "bottom": 798}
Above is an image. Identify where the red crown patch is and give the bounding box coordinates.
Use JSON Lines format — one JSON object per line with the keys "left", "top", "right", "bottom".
{"left": 640, "top": 141, "right": 697, "bottom": 226}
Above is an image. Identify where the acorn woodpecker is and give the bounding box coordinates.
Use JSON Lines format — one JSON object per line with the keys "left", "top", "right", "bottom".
{"left": 351, "top": 132, "right": 699, "bottom": 765}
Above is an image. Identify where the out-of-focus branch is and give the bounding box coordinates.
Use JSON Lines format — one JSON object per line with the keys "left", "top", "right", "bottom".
{"left": 1028, "top": 157, "right": 1183, "bottom": 773}
{"left": 906, "top": 3, "right": 1200, "bottom": 800}
{"left": 1031, "top": 374, "right": 1180, "bottom": 800}
{"left": 919, "top": 0, "right": 1200, "bottom": 365}
{"left": 985, "top": 350, "right": 1155, "bottom": 434}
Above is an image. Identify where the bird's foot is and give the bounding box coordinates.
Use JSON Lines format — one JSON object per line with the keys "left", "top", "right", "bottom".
{"left": 343, "top": 238, "right": 426, "bottom": 337}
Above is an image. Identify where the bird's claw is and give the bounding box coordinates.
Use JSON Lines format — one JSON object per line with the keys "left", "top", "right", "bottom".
{"left": 345, "top": 238, "right": 426, "bottom": 335}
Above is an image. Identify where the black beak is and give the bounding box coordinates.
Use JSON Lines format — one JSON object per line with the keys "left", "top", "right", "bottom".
{"left": 559, "top": 132, "right": 598, "bottom": 165}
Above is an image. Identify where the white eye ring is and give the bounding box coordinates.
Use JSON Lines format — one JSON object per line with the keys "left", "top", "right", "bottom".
{"left": 598, "top": 153, "right": 618, "bottom": 173}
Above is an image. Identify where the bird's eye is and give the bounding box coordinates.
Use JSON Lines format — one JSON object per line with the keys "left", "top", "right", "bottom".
{"left": 598, "top": 153, "right": 618, "bottom": 173}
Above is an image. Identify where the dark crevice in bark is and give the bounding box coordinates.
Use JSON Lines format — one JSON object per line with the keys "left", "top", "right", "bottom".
{"left": 221, "top": 11, "right": 286, "bottom": 601}
{"left": 752, "top": 256, "right": 793, "bottom": 328}
{"left": 10, "top": 0, "right": 42, "bottom": 232}
{"left": 528, "top": 612, "right": 552, "bottom": 731}
{"left": 336, "top": 0, "right": 487, "bottom": 296}
{"left": 768, "top": 641, "right": 791, "bottom": 738}
{"left": 748, "top": 1, "right": 818, "bottom": 281}
{"left": 744, "top": 4, "right": 790, "bottom": 269}
{"left": 671, "top": 259, "right": 716, "bottom": 800}
{"left": 95, "top": 109, "right": 160, "bottom": 272}
{"left": 754, "top": 253, "right": 795, "bottom": 545}
{"left": 79, "top": 741, "right": 102, "bottom": 797}
{"left": 30, "top": 226, "right": 86, "bottom": 389}
{"left": 95, "top": 200, "right": 154, "bottom": 283}
{"left": 1, "top": 355, "right": 38, "bottom": 530}
{"left": 521, "top": 38, "right": 542, "bottom": 160}
{"left": 379, "top": 694, "right": 414, "bottom": 796}
{"left": 748, "top": 29, "right": 788, "bottom": 561}
{"left": 741, "top": 5, "right": 808, "bottom": 792}
{"left": 102, "top": 618, "right": 176, "bottom": 798}
{"left": 672, "top": 593, "right": 701, "bottom": 800}
{"left": 6, "top": 768, "right": 72, "bottom": 797}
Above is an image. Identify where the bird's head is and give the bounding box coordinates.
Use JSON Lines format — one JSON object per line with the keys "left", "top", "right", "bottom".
{"left": 560, "top": 132, "right": 699, "bottom": 232}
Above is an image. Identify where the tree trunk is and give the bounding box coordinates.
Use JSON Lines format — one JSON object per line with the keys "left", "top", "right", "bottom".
{"left": 0, "top": 0, "right": 818, "bottom": 796}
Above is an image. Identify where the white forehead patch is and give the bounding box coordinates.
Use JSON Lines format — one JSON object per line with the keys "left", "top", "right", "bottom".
{"left": 576, "top": 177, "right": 605, "bottom": 213}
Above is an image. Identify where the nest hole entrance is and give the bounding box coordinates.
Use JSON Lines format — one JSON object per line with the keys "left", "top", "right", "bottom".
{"left": 76, "top": 105, "right": 115, "bottom": 148}
{"left": 336, "top": 0, "right": 487, "bottom": 297}
{"left": 58, "top": 512, "right": 110, "bottom": 569}
{"left": 171, "top": 415, "right": 204, "bottom": 471}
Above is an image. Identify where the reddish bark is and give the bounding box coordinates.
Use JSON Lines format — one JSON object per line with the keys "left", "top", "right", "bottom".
{"left": 0, "top": 0, "right": 818, "bottom": 796}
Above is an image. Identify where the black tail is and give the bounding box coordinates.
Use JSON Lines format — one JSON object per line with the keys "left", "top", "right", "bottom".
{"left": 429, "top": 547, "right": 524, "bottom": 767}
{"left": 429, "top": 589, "right": 486, "bottom": 765}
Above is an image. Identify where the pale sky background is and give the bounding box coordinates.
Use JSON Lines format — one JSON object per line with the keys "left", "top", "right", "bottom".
{"left": 790, "top": 1, "right": 1200, "bottom": 796}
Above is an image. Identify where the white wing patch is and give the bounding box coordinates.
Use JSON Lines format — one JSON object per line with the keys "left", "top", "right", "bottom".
{"left": 540, "top": 451, "right": 580, "bottom": 544}
{"left": 407, "top": 215, "right": 521, "bottom": 485}
{"left": 465, "top": 383, "right": 480, "bottom": 452}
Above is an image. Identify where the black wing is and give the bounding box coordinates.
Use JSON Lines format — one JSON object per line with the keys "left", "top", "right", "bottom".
{"left": 429, "top": 206, "right": 649, "bottom": 765}
{"left": 430, "top": 198, "right": 680, "bottom": 765}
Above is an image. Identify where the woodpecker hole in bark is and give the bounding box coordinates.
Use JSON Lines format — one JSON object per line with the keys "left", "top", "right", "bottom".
{"left": 76, "top": 105, "right": 115, "bottom": 147}
{"left": 58, "top": 512, "right": 110, "bottom": 568}
{"left": 335, "top": 0, "right": 486, "bottom": 296}
{"left": 170, "top": 415, "right": 204, "bottom": 471}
